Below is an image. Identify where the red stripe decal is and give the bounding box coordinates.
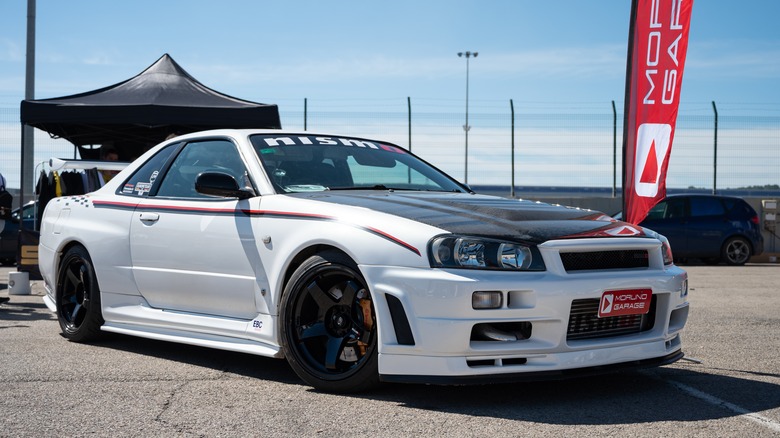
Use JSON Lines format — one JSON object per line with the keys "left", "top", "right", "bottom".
{"left": 92, "top": 202, "right": 420, "bottom": 256}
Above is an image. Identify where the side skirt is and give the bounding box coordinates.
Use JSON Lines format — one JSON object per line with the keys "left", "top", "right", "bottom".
{"left": 102, "top": 322, "right": 284, "bottom": 358}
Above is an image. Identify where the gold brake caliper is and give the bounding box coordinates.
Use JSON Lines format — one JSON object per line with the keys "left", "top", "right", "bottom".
{"left": 357, "top": 288, "right": 373, "bottom": 356}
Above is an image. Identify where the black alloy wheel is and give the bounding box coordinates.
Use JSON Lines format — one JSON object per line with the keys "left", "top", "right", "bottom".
{"left": 56, "top": 245, "right": 104, "bottom": 341}
{"left": 280, "top": 251, "right": 379, "bottom": 393}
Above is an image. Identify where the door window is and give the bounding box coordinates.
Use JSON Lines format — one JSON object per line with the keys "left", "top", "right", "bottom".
{"left": 156, "top": 140, "right": 249, "bottom": 198}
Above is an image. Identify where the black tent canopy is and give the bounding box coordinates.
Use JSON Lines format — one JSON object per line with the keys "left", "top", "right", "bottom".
{"left": 20, "top": 53, "right": 281, "bottom": 157}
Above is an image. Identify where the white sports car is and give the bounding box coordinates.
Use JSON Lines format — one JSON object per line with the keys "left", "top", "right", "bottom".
{"left": 39, "top": 129, "right": 689, "bottom": 392}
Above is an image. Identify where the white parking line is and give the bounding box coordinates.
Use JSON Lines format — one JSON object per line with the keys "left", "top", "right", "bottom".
{"left": 664, "top": 378, "right": 780, "bottom": 433}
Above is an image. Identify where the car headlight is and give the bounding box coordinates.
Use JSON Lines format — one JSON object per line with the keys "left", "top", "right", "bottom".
{"left": 661, "top": 238, "right": 674, "bottom": 266}
{"left": 429, "top": 235, "right": 545, "bottom": 270}
{"left": 642, "top": 227, "right": 674, "bottom": 266}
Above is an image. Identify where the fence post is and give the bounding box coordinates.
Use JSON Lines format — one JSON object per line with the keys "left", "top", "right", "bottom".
{"left": 510, "top": 99, "right": 515, "bottom": 198}
{"left": 712, "top": 101, "right": 718, "bottom": 195}
{"left": 612, "top": 100, "right": 617, "bottom": 198}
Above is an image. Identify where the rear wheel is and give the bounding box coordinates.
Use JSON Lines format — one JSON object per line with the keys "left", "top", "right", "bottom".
{"left": 56, "top": 245, "right": 104, "bottom": 341}
{"left": 722, "top": 237, "right": 751, "bottom": 266}
{"left": 279, "top": 251, "right": 379, "bottom": 393}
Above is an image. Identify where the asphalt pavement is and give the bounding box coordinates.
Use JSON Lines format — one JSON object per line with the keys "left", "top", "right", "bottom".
{"left": 1, "top": 264, "right": 779, "bottom": 437}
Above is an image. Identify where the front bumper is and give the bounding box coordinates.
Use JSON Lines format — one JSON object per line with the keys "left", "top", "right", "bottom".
{"left": 361, "top": 240, "right": 689, "bottom": 380}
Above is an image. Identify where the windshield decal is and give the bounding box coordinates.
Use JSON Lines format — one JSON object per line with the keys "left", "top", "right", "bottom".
{"left": 258, "top": 135, "right": 406, "bottom": 154}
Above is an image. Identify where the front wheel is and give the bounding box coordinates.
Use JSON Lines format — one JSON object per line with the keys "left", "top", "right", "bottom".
{"left": 56, "top": 245, "right": 104, "bottom": 341}
{"left": 279, "top": 251, "right": 379, "bottom": 393}
{"left": 722, "top": 237, "right": 751, "bottom": 266}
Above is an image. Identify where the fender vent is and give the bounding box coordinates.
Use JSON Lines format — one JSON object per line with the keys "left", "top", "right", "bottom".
{"left": 385, "top": 294, "right": 415, "bottom": 345}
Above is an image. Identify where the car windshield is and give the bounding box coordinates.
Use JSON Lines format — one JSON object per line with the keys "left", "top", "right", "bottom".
{"left": 250, "top": 134, "right": 467, "bottom": 193}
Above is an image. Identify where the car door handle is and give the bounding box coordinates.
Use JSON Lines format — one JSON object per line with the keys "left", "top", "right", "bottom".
{"left": 139, "top": 212, "right": 160, "bottom": 223}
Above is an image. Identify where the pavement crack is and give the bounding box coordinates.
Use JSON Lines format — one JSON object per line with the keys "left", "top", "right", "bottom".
{"left": 155, "top": 380, "right": 189, "bottom": 423}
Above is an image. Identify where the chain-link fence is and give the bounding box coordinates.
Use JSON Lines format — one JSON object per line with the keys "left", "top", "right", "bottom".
{"left": 1, "top": 99, "right": 778, "bottom": 195}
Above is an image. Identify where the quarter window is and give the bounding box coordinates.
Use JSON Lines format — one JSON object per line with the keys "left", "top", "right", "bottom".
{"left": 119, "top": 143, "right": 178, "bottom": 197}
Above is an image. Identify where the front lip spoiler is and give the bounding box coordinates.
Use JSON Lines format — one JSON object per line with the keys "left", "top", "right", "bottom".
{"left": 379, "top": 349, "right": 684, "bottom": 385}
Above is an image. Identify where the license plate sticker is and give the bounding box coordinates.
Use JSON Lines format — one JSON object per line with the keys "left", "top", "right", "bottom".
{"left": 598, "top": 289, "right": 652, "bottom": 318}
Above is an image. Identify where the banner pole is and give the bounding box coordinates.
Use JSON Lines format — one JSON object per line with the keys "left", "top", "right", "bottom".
{"left": 612, "top": 100, "right": 617, "bottom": 198}
{"left": 621, "top": 0, "right": 639, "bottom": 216}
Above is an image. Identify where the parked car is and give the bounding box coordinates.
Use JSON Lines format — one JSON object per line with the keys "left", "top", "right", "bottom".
{"left": 0, "top": 201, "right": 37, "bottom": 264}
{"left": 617, "top": 194, "right": 763, "bottom": 266}
{"left": 38, "top": 129, "right": 689, "bottom": 392}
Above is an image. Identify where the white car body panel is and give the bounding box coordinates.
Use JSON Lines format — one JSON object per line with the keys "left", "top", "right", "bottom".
{"left": 129, "top": 197, "right": 265, "bottom": 319}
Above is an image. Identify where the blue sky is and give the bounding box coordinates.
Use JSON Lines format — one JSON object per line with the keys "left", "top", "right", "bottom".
{"left": 0, "top": 1, "right": 778, "bottom": 191}
{"left": 1, "top": 0, "right": 779, "bottom": 109}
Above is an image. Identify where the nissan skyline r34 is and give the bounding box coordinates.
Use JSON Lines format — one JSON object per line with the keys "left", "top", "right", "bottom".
{"left": 38, "top": 129, "right": 689, "bottom": 392}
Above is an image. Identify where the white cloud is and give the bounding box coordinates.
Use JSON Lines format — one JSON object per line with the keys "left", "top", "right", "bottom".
{"left": 83, "top": 53, "right": 116, "bottom": 66}
{"left": 687, "top": 40, "right": 780, "bottom": 79}
{"left": 0, "top": 38, "right": 23, "bottom": 62}
{"left": 476, "top": 45, "right": 627, "bottom": 78}
{"left": 188, "top": 44, "right": 628, "bottom": 89}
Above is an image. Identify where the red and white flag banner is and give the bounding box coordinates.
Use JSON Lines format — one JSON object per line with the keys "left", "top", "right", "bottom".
{"left": 622, "top": 0, "right": 693, "bottom": 225}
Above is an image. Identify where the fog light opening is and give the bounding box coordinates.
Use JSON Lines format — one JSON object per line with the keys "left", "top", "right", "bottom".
{"left": 472, "top": 291, "right": 503, "bottom": 309}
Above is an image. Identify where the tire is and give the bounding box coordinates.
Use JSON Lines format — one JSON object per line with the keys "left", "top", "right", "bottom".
{"left": 722, "top": 237, "right": 751, "bottom": 266}
{"left": 56, "top": 245, "right": 105, "bottom": 342}
{"left": 279, "top": 251, "right": 380, "bottom": 393}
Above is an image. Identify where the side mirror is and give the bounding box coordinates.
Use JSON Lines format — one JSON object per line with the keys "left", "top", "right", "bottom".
{"left": 195, "top": 172, "right": 255, "bottom": 200}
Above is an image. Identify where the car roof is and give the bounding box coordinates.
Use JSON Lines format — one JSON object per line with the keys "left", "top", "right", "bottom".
{"left": 664, "top": 194, "right": 744, "bottom": 201}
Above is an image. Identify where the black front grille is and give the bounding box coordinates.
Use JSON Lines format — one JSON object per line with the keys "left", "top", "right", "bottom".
{"left": 567, "top": 297, "right": 656, "bottom": 341}
{"left": 560, "top": 250, "right": 649, "bottom": 272}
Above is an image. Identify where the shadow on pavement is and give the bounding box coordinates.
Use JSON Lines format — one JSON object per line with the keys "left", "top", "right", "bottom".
{"left": 80, "top": 331, "right": 780, "bottom": 426}
{"left": 362, "top": 366, "right": 780, "bottom": 426}
{"left": 0, "top": 300, "right": 56, "bottom": 323}
{"left": 88, "top": 332, "right": 302, "bottom": 385}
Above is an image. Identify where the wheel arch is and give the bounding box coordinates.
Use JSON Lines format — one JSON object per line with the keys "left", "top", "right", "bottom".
{"left": 49, "top": 239, "right": 90, "bottom": 288}
{"left": 279, "top": 244, "right": 353, "bottom": 305}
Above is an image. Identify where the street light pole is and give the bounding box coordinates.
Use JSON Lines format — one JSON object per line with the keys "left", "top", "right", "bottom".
{"left": 458, "top": 51, "right": 477, "bottom": 185}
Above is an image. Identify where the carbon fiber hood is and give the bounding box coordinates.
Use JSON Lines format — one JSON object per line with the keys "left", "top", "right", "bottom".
{"left": 291, "top": 191, "right": 644, "bottom": 244}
